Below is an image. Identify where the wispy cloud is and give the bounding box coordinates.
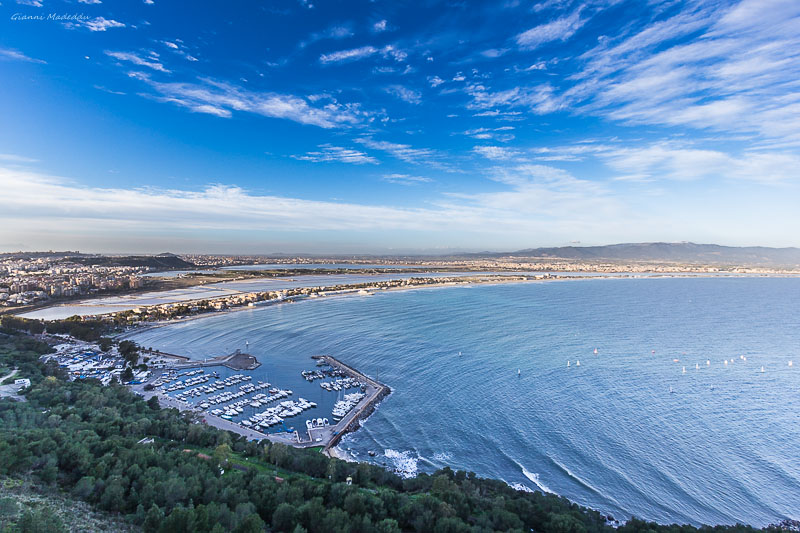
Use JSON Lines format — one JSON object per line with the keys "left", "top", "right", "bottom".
{"left": 292, "top": 144, "right": 378, "bottom": 164}
{"left": 320, "top": 46, "right": 379, "bottom": 63}
{"left": 516, "top": 8, "right": 585, "bottom": 50}
{"left": 381, "top": 173, "right": 432, "bottom": 185}
{"left": 472, "top": 146, "right": 521, "bottom": 160}
{"left": 355, "top": 137, "right": 437, "bottom": 164}
{"left": 319, "top": 44, "right": 407, "bottom": 64}
{"left": 0, "top": 165, "right": 631, "bottom": 249}
{"left": 463, "top": 127, "right": 515, "bottom": 142}
{"left": 106, "top": 51, "right": 169, "bottom": 72}
{"left": 466, "top": 83, "right": 562, "bottom": 114}
{"left": 385, "top": 85, "right": 421, "bottom": 104}
{"left": 564, "top": 0, "right": 800, "bottom": 143}
{"left": 300, "top": 24, "right": 354, "bottom": 48}
{"left": 0, "top": 48, "right": 46, "bottom": 64}
{"left": 81, "top": 17, "right": 126, "bottom": 31}
{"left": 372, "top": 20, "right": 388, "bottom": 33}
{"left": 600, "top": 142, "right": 800, "bottom": 183}
{"left": 126, "top": 73, "right": 368, "bottom": 128}
{"left": 0, "top": 154, "right": 38, "bottom": 163}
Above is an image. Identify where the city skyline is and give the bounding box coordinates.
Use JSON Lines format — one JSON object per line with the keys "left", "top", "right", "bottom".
{"left": 2, "top": 0, "right": 800, "bottom": 253}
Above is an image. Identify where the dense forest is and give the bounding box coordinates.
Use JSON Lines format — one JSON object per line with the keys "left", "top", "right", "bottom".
{"left": 0, "top": 324, "right": 781, "bottom": 533}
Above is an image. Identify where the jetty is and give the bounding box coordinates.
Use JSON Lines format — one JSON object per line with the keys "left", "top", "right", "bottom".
{"left": 289, "top": 355, "right": 390, "bottom": 455}
{"left": 148, "top": 349, "right": 261, "bottom": 371}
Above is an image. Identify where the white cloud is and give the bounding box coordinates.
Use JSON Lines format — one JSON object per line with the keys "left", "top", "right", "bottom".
{"left": 472, "top": 146, "right": 521, "bottom": 160}
{"left": 565, "top": 0, "right": 800, "bottom": 143}
{"left": 428, "top": 76, "right": 445, "bottom": 88}
{"left": 16, "top": 0, "right": 43, "bottom": 6}
{"left": 78, "top": 0, "right": 102, "bottom": 4}
{"left": 466, "top": 83, "right": 562, "bottom": 114}
{"left": 126, "top": 73, "right": 367, "bottom": 128}
{"left": 163, "top": 41, "right": 179, "bottom": 49}
{"left": 355, "top": 137, "right": 438, "bottom": 165}
{"left": 106, "top": 51, "right": 169, "bottom": 73}
{"left": 0, "top": 154, "right": 38, "bottom": 163}
{"left": 0, "top": 48, "right": 46, "bottom": 64}
{"left": 481, "top": 48, "right": 508, "bottom": 58}
{"left": 0, "top": 165, "right": 627, "bottom": 249}
{"left": 382, "top": 174, "right": 433, "bottom": 185}
{"left": 320, "top": 46, "right": 378, "bottom": 63}
{"left": 463, "top": 127, "right": 515, "bottom": 142}
{"left": 600, "top": 142, "right": 800, "bottom": 183}
{"left": 373, "top": 20, "right": 388, "bottom": 33}
{"left": 516, "top": 8, "right": 585, "bottom": 50}
{"left": 292, "top": 144, "right": 378, "bottom": 164}
{"left": 80, "top": 17, "right": 126, "bottom": 31}
{"left": 385, "top": 85, "right": 421, "bottom": 104}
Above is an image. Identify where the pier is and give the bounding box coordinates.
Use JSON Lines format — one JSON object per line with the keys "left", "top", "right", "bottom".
{"left": 148, "top": 349, "right": 261, "bottom": 371}
{"left": 309, "top": 355, "right": 391, "bottom": 456}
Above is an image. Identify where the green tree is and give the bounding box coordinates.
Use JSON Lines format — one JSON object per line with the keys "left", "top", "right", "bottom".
{"left": 271, "top": 503, "right": 297, "bottom": 532}
{"left": 214, "top": 443, "right": 232, "bottom": 466}
{"left": 17, "top": 506, "right": 66, "bottom": 533}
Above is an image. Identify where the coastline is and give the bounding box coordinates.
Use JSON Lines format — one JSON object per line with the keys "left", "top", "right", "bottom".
{"left": 24, "top": 274, "right": 800, "bottom": 527}
{"left": 12, "top": 269, "right": 800, "bottom": 322}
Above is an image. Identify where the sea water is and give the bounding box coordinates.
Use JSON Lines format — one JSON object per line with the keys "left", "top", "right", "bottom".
{"left": 127, "top": 277, "right": 800, "bottom": 527}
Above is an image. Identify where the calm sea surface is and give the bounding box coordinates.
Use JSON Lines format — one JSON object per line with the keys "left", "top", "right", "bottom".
{"left": 127, "top": 277, "right": 800, "bottom": 527}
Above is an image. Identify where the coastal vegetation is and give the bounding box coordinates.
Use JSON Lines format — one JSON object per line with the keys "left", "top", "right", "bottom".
{"left": 0, "top": 323, "right": 782, "bottom": 533}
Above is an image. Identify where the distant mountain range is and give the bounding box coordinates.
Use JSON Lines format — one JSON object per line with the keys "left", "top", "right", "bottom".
{"left": 473, "top": 242, "right": 800, "bottom": 266}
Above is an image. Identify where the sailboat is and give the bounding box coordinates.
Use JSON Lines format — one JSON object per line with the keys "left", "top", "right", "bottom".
{"left": 790, "top": 361, "right": 793, "bottom": 367}
{"left": 760, "top": 366, "right": 765, "bottom": 373}
{"left": 593, "top": 348, "right": 598, "bottom": 355}
{"left": 517, "top": 368, "right": 521, "bottom": 376}
{"left": 576, "top": 360, "right": 580, "bottom": 367}
{"left": 682, "top": 366, "right": 686, "bottom": 374}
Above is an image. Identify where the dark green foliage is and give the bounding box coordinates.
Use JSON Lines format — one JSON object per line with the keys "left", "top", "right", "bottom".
{"left": 16, "top": 505, "right": 67, "bottom": 533}
{"left": 0, "top": 330, "right": 773, "bottom": 533}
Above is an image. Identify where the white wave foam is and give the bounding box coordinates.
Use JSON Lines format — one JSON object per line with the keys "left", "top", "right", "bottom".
{"left": 550, "top": 458, "right": 620, "bottom": 506}
{"left": 506, "top": 481, "right": 535, "bottom": 493}
{"left": 522, "top": 468, "right": 554, "bottom": 494}
{"left": 384, "top": 449, "right": 419, "bottom": 479}
{"left": 433, "top": 451, "right": 453, "bottom": 462}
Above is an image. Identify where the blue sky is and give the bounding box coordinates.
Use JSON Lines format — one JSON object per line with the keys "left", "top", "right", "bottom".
{"left": 1, "top": 0, "right": 799, "bottom": 254}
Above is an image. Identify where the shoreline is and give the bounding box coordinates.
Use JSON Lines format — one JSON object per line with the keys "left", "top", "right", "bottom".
{"left": 24, "top": 270, "right": 800, "bottom": 327}
{"left": 11, "top": 270, "right": 800, "bottom": 322}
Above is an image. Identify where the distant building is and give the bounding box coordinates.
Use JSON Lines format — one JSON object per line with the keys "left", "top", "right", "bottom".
{"left": 14, "top": 378, "right": 31, "bottom": 390}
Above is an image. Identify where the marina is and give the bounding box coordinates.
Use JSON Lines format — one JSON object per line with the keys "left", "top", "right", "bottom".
{"left": 132, "top": 349, "right": 390, "bottom": 454}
